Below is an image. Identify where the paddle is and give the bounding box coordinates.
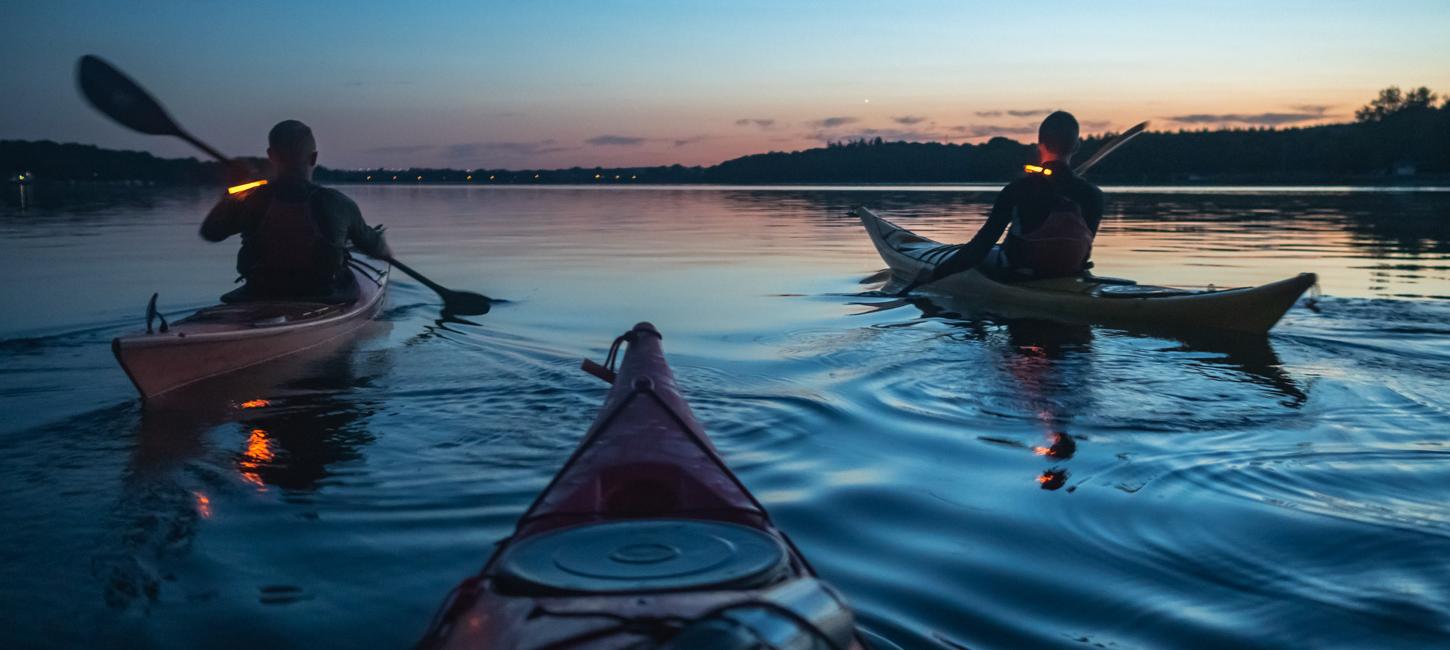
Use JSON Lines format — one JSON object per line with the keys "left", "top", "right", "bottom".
{"left": 893, "top": 120, "right": 1150, "bottom": 297}
{"left": 76, "top": 54, "right": 493, "bottom": 316}
{"left": 1073, "top": 120, "right": 1149, "bottom": 175}
{"left": 388, "top": 258, "right": 492, "bottom": 315}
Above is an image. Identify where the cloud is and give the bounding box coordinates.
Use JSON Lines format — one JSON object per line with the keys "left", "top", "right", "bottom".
{"left": 1165, "top": 111, "right": 1328, "bottom": 126}
{"left": 1289, "top": 104, "right": 1332, "bottom": 116}
{"left": 1080, "top": 120, "right": 1113, "bottom": 131}
{"left": 810, "top": 116, "right": 860, "bottom": 128}
{"left": 948, "top": 124, "right": 1039, "bottom": 138}
{"left": 586, "top": 134, "right": 648, "bottom": 146}
{"left": 672, "top": 135, "right": 713, "bottom": 147}
{"left": 806, "top": 127, "right": 943, "bottom": 143}
{"left": 442, "top": 140, "right": 572, "bottom": 160}
{"left": 974, "top": 108, "right": 1054, "bottom": 119}
{"left": 361, "top": 144, "right": 437, "bottom": 156}
{"left": 734, "top": 118, "right": 777, "bottom": 129}
{"left": 892, "top": 115, "right": 928, "bottom": 125}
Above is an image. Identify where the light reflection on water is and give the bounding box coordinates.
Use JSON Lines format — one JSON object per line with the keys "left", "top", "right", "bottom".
{"left": 2, "top": 185, "right": 1449, "bottom": 648}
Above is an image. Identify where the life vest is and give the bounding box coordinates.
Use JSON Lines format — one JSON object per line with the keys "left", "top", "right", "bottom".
{"left": 245, "top": 186, "right": 340, "bottom": 294}
{"left": 1010, "top": 194, "right": 1094, "bottom": 278}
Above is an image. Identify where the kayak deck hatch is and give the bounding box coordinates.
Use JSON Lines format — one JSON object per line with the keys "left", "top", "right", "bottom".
{"left": 417, "top": 322, "right": 865, "bottom": 649}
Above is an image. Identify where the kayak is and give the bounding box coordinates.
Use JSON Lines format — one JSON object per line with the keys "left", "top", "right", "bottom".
{"left": 112, "top": 259, "right": 389, "bottom": 400}
{"left": 856, "top": 207, "right": 1316, "bottom": 334}
{"left": 417, "top": 322, "right": 865, "bottom": 649}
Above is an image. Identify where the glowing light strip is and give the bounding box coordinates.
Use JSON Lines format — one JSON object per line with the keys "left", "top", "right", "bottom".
{"left": 227, "top": 179, "right": 268, "bottom": 195}
{"left": 1023, "top": 164, "right": 1053, "bottom": 176}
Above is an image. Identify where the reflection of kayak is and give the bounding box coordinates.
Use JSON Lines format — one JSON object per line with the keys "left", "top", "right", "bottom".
{"left": 857, "top": 207, "right": 1316, "bottom": 334}
{"left": 112, "top": 259, "right": 389, "bottom": 400}
{"left": 418, "top": 322, "right": 864, "bottom": 650}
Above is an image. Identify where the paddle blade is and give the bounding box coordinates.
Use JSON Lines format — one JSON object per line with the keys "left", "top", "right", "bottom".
{"left": 77, "top": 55, "right": 182, "bottom": 137}
{"left": 443, "top": 290, "right": 492, "bottom": 316}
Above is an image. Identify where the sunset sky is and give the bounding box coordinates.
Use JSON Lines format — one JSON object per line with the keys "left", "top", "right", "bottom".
{"left": 4, "top": 1, "right": 1448, "bottom": 169}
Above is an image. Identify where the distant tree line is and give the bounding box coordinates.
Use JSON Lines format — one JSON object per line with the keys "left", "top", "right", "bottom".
{"left": 5, "top": 87, "right": 1446, "bottom": 186}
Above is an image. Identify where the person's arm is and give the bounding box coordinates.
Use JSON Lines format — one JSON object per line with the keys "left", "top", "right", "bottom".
{"left": 931, "top": 189, "right": 1014, "bottom": 280}
{"left": 335, "top": 192, "right": 393, "bottom": 259}
{"left": 199, "top": 195, "right": 246, "bottom": 242}
{"left": 1083, "top": 185, "right": 1105, "bottom": 236}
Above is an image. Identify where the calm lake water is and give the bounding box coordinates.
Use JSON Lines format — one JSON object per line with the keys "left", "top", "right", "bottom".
{"left": 3, "top": 184, "right": 1449, "bottom": 649}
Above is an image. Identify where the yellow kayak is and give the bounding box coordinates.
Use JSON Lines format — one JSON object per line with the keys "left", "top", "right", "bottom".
{"left": 857, "top": 207, "right": 1315, "bottom": 334}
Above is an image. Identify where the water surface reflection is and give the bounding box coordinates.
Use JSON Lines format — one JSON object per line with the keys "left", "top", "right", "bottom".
{"left": 2, "top": 186, "right": 1448, "bottom": 648}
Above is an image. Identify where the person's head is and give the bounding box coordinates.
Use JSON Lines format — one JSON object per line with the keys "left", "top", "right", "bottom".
{"left": 1037, "top": 111, "right": 1080, "bottom": 162}
{"left": 267, "top": 120, "right": 318, "bottom": 179}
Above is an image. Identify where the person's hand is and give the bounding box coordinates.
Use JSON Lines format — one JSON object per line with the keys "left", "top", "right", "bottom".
{"left": 373, "top": 225, "right": 395, "bottom": 258}
{"left": 895, "top": 268, "right": 936, "bottom": 297}
{"left": 221, "top": 160, "right": 263, "bottom": 188}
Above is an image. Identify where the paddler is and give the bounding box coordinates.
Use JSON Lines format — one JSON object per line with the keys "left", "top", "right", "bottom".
{"left": 926, "top": 111, "right": 1104, "bottom": 283}
{"left": 200, "top": 120, "right": 392, "bottom": 303}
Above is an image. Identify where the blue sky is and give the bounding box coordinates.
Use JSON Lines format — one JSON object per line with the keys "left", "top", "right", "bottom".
{"left": 4, "top": 1, "right": 1448, "bottom": 168}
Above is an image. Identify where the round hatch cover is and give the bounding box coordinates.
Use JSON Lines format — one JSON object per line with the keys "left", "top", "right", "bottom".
{"left": 494, "top": 519, "right": 788, "bottom": 594}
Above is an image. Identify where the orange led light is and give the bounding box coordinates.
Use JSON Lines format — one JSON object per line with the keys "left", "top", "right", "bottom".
{"left": 1024, "top": 164, "right": 1053, "bottom": 176}
{"left": 227, "top": 179, "right": 268, "bottom": 195}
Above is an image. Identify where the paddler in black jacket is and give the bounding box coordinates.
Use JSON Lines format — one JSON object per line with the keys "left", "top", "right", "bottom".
{"left": 928, "top": 111, "right": 1104, "bottom": 283}
{"left": 201, "top": 120, "right": 391, "bottom": 303}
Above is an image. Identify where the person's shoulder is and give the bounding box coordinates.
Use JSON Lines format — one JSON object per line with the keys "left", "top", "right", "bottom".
{"left": 234, "top": 183, "right": 274, "bottom": 210}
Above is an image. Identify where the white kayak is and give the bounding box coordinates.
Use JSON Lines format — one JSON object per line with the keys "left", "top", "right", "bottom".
{"left": 112, "top": 259, "right": 389, "bottom": 399}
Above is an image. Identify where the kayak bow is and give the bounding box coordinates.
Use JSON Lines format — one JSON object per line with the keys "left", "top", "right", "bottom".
{"left": 418, "top": 322, "right": 864, "bottom": 649}
{"left": 112, "top": 259, "right": 389, "bottom": 399}
{"left": 857, "top": 207, "right": 1315, "bottom": 334}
